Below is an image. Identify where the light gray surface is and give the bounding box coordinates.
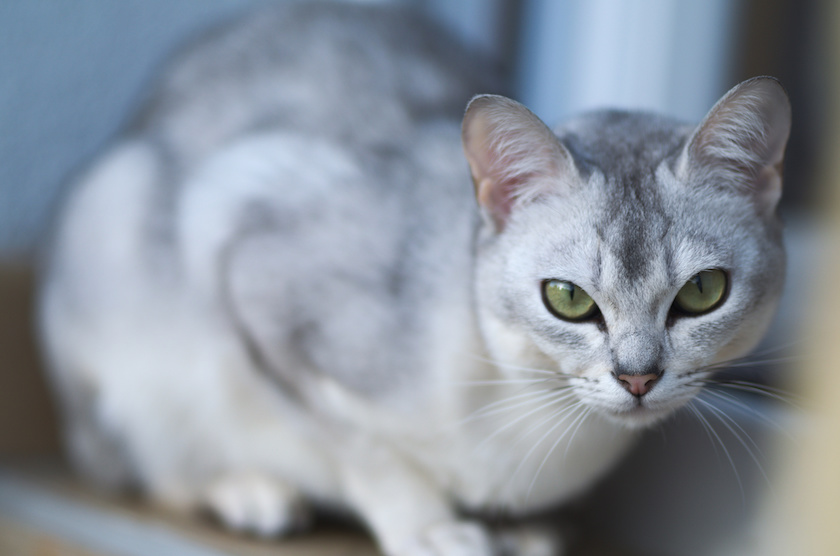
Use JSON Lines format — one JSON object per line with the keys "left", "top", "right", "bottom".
{"left": 0, "top": 469, "right": 232, "bottom": 556}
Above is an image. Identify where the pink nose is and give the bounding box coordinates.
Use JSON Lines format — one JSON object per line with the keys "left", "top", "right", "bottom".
{"left": 616, "top": 373, "right": 660, "bottom": 397}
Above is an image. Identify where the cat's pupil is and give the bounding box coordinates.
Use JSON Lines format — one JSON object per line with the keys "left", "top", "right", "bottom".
{"left": 673, "top": 269, "right": 727, "bottom": 315}
{"left": 542, "top": 280, "right": 598, "bottom": 321}
{"left": 693, "top": 275, "right": 703, "bottom": 293}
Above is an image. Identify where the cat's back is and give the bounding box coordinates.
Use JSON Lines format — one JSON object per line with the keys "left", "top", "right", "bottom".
{"left": 41, "top": 2, "right": 491, "bottom": 359}
{"left": 38, "top": 3, "right": 494, "bottom": 483}
{"left": 44, "top": 2, "right": 499, "bottom": 288}
{"left": 133, "top": 1, "right": 503, "bottom": 166}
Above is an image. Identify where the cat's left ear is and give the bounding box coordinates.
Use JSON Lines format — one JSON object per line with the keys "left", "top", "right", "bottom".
{"left": 462, "top": 95, "right": 578, "bottom": 232}
{"left": 678, "top": 77, "right": 791, "bottom": 216}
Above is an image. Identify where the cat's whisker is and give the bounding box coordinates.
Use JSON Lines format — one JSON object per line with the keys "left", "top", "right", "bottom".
{"left": 563, "top": 405, "right": 593, "bottom": 459}
{"left": 508, "top": 402, "right": 586, "bottom": 480}
{"left": 712, "top": 378, "right": 798, "bottom": 397}
{"left": 703, "top": 380, "right": 803, "bottom": 409}
{"left": 695, "top": 395, "right": 774, "bottom": 499}
{"left": 473, "top": 390, "right": 579, "bottom": 453}
{"left": 687, "top": 400, "right": 745, "bottom": 504}
{"left": 454, "top": 388, "right": 569, "bottom": 428}
{"left": 494, "top": 403, "right": 584, "bottom": 503}
{"left": 711, "top": 355, "right": 801, "bottom": 369}
{"left": 699, "top": 387, "right": 795, "bottom": 441}
{"left": 451, "top": 378, "right": 555, "bottom": 387}
{"left": 688, "top": 366, "right": 803, "bottom": 408}
{"left": 525, "top": 405, "right": 592, "bottom": 500}
{"left": 457, "top": 350, "right": 577, "bottom": 379}
{"left": 745, "top": 340, "right": 802, "bottom": 359}
{"left": 692, "top": 359, "right": 791, "bottom": 377}
{"left": 517, "top": 399, "right": 583, "bottom": 443}
{"left": 467, "top": 392, "right": 579, "bottom": 428}
{"left": 686, "top": 401, "right": 722, "bottom": 462}
{"left": 689, "top": 351, "right": 804, "bottom": 377}
{"left": 696, "top": 396, "right": 767, "bottom": 460}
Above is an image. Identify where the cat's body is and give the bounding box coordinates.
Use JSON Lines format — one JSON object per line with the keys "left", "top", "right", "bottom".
{"left": 39, "top": 3, "right": 790, "bottom": 555}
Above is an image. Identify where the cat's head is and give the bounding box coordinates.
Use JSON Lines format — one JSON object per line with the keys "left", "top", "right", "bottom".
{"left": 462, "top": 77, "right": 791, "bottom": 427}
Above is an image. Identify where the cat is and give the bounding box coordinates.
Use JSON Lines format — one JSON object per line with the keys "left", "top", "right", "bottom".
{"left": 38, "top": 2, "right": 791, "bottom": 555}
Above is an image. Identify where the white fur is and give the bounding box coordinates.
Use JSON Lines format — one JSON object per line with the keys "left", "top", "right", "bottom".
{"left": 41, "top": 133, "right": 633, "bottom": 556}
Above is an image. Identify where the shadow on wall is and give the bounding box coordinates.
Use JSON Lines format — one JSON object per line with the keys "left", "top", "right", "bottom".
{"left": 0, "top": 265, "right": 60, "bottom": 457}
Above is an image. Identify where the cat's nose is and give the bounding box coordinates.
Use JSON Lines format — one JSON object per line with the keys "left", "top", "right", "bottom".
{"left": 615, "top": 372, "right": 661, "bottom": 397}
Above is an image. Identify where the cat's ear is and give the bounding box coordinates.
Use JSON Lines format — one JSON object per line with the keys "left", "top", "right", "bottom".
{"left": 678, "top": 77, "right": 791, "bottom": 216}
{"left": 462, "top": 95, "right": 577, "bottom": 231}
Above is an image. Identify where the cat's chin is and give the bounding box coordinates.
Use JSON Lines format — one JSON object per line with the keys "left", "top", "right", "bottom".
{"left": 599, "top": 404, "right": 677, "bottom": 429}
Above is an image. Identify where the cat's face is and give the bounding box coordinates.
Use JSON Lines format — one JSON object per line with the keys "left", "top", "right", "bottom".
{"left": 463, "top": 78, "right": 790, "bottom": 427}
{"left": 473, "top": 157, "right": 785, "bottom": 427}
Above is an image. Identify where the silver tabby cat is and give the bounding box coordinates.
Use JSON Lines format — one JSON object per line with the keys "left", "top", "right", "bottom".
{"left": 39, "top": 2, "right": 791, "bottom": 555}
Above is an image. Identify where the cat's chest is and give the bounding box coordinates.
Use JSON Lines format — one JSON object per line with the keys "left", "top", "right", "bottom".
{"left": 402, "top": 388, "right": 634, "bottom": 513}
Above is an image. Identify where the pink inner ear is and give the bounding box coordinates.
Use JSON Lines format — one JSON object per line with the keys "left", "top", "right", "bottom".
{"left": 476, "top": 172, "right": 534, "bottom": 230}
{"left": 753, "top": 164, "right": 783, "bottom": 213}
{"left": 472, "top": 134, "right": 545, "bottom": 230}
{"left": 463, "top": 94, "right": 577, "bottom": 231}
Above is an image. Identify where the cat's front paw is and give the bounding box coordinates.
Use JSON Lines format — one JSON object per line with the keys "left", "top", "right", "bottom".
{"left": 496, "top": 523, "right": 564, "bottom": 556}
{"left": 396, "top": 521, "right": 497, "bottom": 556}
{"left": 202, "top": 472, "right": 310, "bottom": 537}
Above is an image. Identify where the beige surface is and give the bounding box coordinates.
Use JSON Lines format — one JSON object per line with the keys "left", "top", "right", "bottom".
{"left": 766, "top": 2, "right": 840, "bottom": 553}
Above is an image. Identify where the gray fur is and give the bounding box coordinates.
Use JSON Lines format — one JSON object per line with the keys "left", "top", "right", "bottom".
{"left": 38, "top": 3, "right": 790, "bottom": 554}
{"left": 133, "top": 1, "right": 503, "bottom": 169}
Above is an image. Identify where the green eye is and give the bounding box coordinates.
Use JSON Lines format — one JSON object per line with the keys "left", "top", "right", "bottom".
{"left": 542, "top": 279, "right": 599, "bottom": 321}
{"left": 674, "top": 269, "right": 728, "bottom": 315}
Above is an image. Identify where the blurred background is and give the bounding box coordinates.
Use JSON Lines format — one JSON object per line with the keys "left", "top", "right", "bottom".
{"left": 0, "top": 0, "right": 826, "bottom": 256}
{"left": 0, "top": 0, "right": 837, "bottom": 555}
{"left": 0, "top": 0, "right": 828, "bottom": 258}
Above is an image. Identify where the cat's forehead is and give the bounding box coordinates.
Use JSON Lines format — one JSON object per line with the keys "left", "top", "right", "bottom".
{"left": 519, "top": 178, "right": 735, "bottom": 294}
{"left": 507, "top": 109, "right": 756, "bottom": 289}
{"left": 555, "top": 110, "right": 692, "bottom": 180}
{"left": 548, "top": 112, "right": 724, "bottom": 283}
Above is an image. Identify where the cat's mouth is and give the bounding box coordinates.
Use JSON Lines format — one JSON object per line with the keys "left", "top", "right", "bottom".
{"left": 601, "top": 398, "right": 679, "bottom": 428}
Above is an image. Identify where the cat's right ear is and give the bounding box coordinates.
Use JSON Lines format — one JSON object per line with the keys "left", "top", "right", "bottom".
{"left": 462, "top": 95, "right": 577, "bottom": 232}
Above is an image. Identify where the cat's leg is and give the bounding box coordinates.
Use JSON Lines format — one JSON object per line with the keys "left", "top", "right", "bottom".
{"left": 43, "top": 291, "right": 330, "bottom": 538}
{"left": 339, "top": 442, "right": 567, "bottom": 555}
{"left": 113, "top": 365, "right": 329, "bottom": 539}
{"left": 38, "top": 140, "right": 162, "bottom": 491}
{"left": 202, "top": 471, "right": 311, "bottom": 537}
{"left": 340, "top": 444, "right": 496, "bottom": 556}
{"left": 128, "top": 338, "right": 337, "bottom": 538}
{"left": 129, "top": 380, "right": 328, "bottom": 540}
{"left": 46, "top": 366, "right": 137, "bottom": 492}
{"left": 496, "top": 523, "right": 565, "bottom": 556}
